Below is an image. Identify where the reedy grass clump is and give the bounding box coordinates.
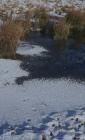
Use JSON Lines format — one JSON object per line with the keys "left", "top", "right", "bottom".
{"left": 42, "top": 134, "right": 47, "bottom": 140}
{"left": 15, "top": 10, "right": 32, "bottom": 40}
{"left": 15, "top": 20, "right": 31, "bottom": 40}
{"left": 66, "top": 9, "right": 85, "bottom": 28}
{"left": 38, "top": 7, "right": 49, "bottom": 29}
{"left": 33, "top": 7, "right": 49, "bottom": 29}
{"left": 21, "top": 20, "right": 31, "bottom": 39}
{"left": 0, "top": 9, "right": 32, "bottom": 59}
{"left": 54, "top": 9, "right": 85, "bottom": 48}
{"left": 54, "top": 20, "right": 70, "bottom": 41}
{"left": 0, "top": 21, "right": 23, "bottom": 58}
{"left": 66, "top": 9, "right": 85, "bottom": 43}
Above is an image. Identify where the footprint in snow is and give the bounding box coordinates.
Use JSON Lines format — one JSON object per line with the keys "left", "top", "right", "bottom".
{"left": 23, "top": 98, "right": 30, "bottom": 102}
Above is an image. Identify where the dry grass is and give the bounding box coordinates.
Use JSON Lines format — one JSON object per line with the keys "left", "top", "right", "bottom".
{"left": 65, "top": 9, "right": 85, "bottom": 43}
{"left": 66, "top": 9, "right": 85, "bottom": 28}
{"left": 0, "top": 21, "right": 23, "bottom": 58}
{"left": 15, "top": 10, "right": 32, "bottom": 40}
{"left": 0, "top": 9, "right": 32, "bottom": 58}
{"left": 15, "top": 20, "right": 31, "bottom": 40}
{"left": 42, "top": 134, "right": 47, "bottom": 140}
{"left": 38, "top": 7, "right": 49, "bottom": 28}
{"left": 54, "top": 20, "right": 70, "bottom": 40}
{"left": 33, "top": 7, "right": 49, "bottom": 29}
{"left": 20, "top": 20, "right": 31, "bottom": 40}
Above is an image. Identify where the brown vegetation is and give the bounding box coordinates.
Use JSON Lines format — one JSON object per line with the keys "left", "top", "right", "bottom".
{"left": 42, "top": 134, "right": 47, "bottom": 140}
{"left": 33, "top": 7, "right": 49, "bottom": 29}
{"left": 54, "top": 20, "right": 70, "bottom": 40}
{"left": 0, "top": 6, "right": 85, "bottom": 59}
{"left": 0, "top": 9, "right": 32, "bottom": 59}
{"left": 0, "top": 21, "right": 23, "bottom": 58}
{"left": 66, "top": 9, "right": 85, "bottom": 28}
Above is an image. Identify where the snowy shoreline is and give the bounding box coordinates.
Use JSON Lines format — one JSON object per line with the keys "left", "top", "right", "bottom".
{"left": 0, "top": 41, "right": 85, "bottom": 127}
{"left": 0, "top": 59, "right": 28, "bottom": 87}
{"left": 0, "top": 41, "right": 85, "bottom": 139}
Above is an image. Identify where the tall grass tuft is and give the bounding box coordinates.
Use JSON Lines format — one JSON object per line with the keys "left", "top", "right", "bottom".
{"left": 66, "top": 10, "right": 85, "bottom": 28}
{"left": 20, "top": 20, "right": 31, "bottom": 40}
{"left": 15, "top": 10, "right": 32, "bottom": 40}
{"left": 66, "top": 9, "right": 85, "bottom": 43}
{"left": 54, "top": 20, "right": 70, "bottom": 41}
{"left": 0, "top": 21, "right": 23, "bottom": 58}
{"left": 42, "top": 134, "right": 47, "bottom": 140}
{"left": 33, "top": 7, "right": 49, "bottom": 30}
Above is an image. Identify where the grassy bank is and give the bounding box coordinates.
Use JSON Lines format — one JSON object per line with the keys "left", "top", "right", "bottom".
{"left": 0, "top": 7, "right": 85, "bottom": 59}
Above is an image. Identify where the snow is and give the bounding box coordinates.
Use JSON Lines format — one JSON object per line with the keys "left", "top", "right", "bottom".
{"left": 49, "top": 12, "right": 66, "bottom": 18}
{"left": 0, "top": 59, "right": 28, "bottom": 86}
{"left": 0, "top": 79, "right": 85, "bottom": 126}
{"left": 16, "top": 42, "right": 48, "bottom": 56}
{"left": 0, "top": 131, "right": 36, "bottom": 140}
{"left": 1, "top": 107, "right": 85, "bottom": 140}
{"left": 0, "top": 43, "right": 85, "bottom": 139}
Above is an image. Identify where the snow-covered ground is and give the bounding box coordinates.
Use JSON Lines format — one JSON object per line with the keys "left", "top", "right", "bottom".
{"left": 1, "top": 107, "right": 85, "bottom": 140}
{"left": 1, "top": 78, "right": 85, "bottom": 126}
{"left": 16, "top": 42, "right": 48, "bottom": 56}
{"left": 0, "top": 78, "right": 85, "bottom": 140}
{"left": 0, "top": 59, "right": 28, "bottom": 87}
{"left": 0, "top": 44, "right": 85, "bottom": 139}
